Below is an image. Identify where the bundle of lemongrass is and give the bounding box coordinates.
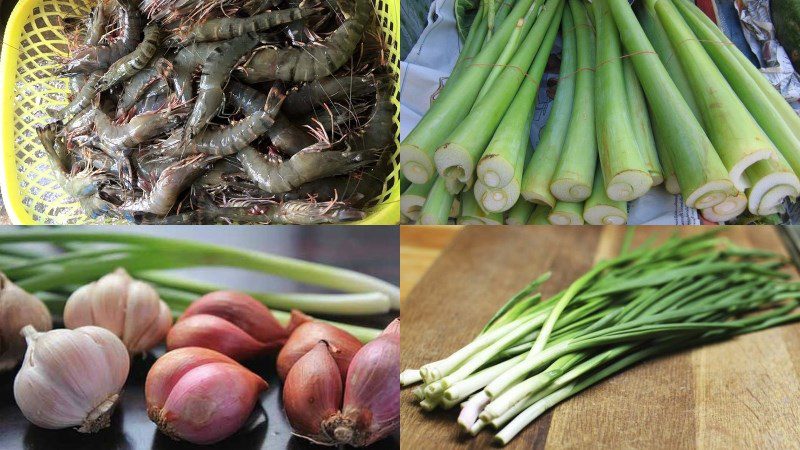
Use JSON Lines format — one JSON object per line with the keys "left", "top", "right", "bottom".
{"left": 399, "top": 0, "right": 800, "bottom": 225}
{"left": 0, "top": 230, "right": 400, "bottom": 341}
{"left": 400, "top": 230, "right": 800, "bottom": 445}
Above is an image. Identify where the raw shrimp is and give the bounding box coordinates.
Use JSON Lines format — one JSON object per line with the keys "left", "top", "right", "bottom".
{"left": 238, "top": 0, "right": 371, "bottom": 82}
{"left": 170, "top": 42, "right": 218, "bottom": 104}
{"left": 184, "top": 33, "right": 262, "bottom": 137}
{"left": 227, "top": 81, "right": 315, "bottom": 154}
{"left": 96, "top": 24, "right": 161, "bottom": 92}
{"left": 282, "top": 75, "right": 376, "bottom": 117}
{"left": 94, "top": 107, "right": 184, "bottom": 156}
{"left": 170, "top": 7, "right": 318, "bottom": 44}
{"left": 162, "top": 84, "right": 285, "bottom": 156}
{"left": 56, "top": 72, "right": 102, "bottom": 121}
{"left": 146, "top": 200, "right": 365, "bottom": 224}
{"left": 65, "top": 0, "right": 144, "bottom": 73}
{"left": 238, "top": 146, "right": 374, "bottom": 193}
{"left": 120, "top": 154, "right": 219, "bottom": 217}
{"left": 117, "top": 57, "right": 170, "bottom": 116}
{"left": 84, "top": 0, "right": 108, "bottom": 46}
{"left": 134, "top": 79, "right": 171, "bottom": 114}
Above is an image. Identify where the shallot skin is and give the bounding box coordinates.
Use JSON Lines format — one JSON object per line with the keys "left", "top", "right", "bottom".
{"left": 283, "top": 341, "right": 342, "bottom": 445}
{"left": 167, "top": 291, "right": 293, "bottom": 360}
{"left": 325, "top": 319, "right": 400, "bottom": 446}
{"left": 277, "top": 321, "right": 362, "bottom": 380}
{"left": 145, "top": 347, "right": 268, "bottom": 445}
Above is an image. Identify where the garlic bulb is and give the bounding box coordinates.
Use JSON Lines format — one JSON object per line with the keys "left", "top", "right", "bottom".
{"left": 14, "top": 325, "right": 130, "bottom": 432}
{"left": 146, "top": 347, "right": 268, "bottom": 444}
{"left": 0, "top": 273, "right": 52, "bottom": 372}
{"left": 64, "top": 268, "right": 172, "bottom": 354}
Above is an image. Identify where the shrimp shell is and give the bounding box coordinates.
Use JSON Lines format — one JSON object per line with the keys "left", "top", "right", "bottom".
{"left": 237, "top": 146, "right": 373, "bottom": 193}
{"left": 238, "top": 0, "right": 371, "bottom": 82}
{"left": 227, "top": 81, "right": 315, "bottom": 155}
{"left": 56, "top": 72, "right": 102, "bottom": 121}
{"left": 173, "top": 8, "right": 319, "bottom": 44}
{"left": 185, "top": 33, "right": 262, "bottom": 138}
{"left": 282, "top": 75, "right": 376, "bottom": 117}
{"left": 94, "top": 108, "right": 183, "bottom": 156}
{"left": 96, "top": 25, "right": 162, "bottom": 92}
{"left": 64, "top": 1, "right": 144, "bottom": 74}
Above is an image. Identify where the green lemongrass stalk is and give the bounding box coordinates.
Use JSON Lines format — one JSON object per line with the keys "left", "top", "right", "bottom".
{"left": 606, "top": 0, "right": 735, "bottom": 209}
{"left": 650, "top": 0, "right": 777, "bottom": 191}
{"left": 651, "top": 114, "right": 681, "bottom": 194}
{"left": 448, "top": 2, "right": 490, "bottom": 84}
{"left": 419, "top": 176, "right": 455, "bottom": 224}
{"left": 506, "top": 199, "right": 536, "bottom": 225}
{"left": 477, "top": 11, "right": 560, "bottom": 192}
{"left": 478, "top": 0, "right": 542, "bottom": 101}
{"left": 623, "top": 58, "right": 663, "bottom": 185}
{"left": 401, "top": 177, "right": 436, "bottom": 221}
{"left": 744, "top": 158, "right": 800, "bottom": 215}
{"left": 636, "top": 1, "right": 701, "bottom": 118}
{"left": 675, "top": 0, "right": 800, "bottom": 144}
{"left": 548, "top": 201, "right": 585, "bottom": 225}
{"left": 520, "top": 3, "right": 577, "bottom": 206}
{"left": 550, "top": 0, "right": 597, "bottom": 202}
{"left": 487, "top": 0, "right": 496, "bottom": 38}
{"left": 474, "top": 179, "right": 519, "bottom": 214}
{"left": 527, "top": 205, "right": 552, "bottom": 224}
{"left": 434, "top": 0, "right": 564, "bottom": 191}
{"left": 593, "top": 0, "right": 652, "bottom": 201}
{"left": 400, "top": 0, "right": 542, "bottom": 184}
{"left": 458, "top": 190, "right": 504, "bottom": 224}
{"left": 672, "top": 0, "right": 800, "bottom": 181}
{"left": 0, "top": 231, "right": 401, "bottom": 308}
{"left": 583, "top": 165, "right": 628, "bottom": 225}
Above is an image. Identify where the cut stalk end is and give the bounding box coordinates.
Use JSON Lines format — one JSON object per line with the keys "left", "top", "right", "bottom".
{"left": 584, "top": 205, "right": 628, "bottom": 225}
{"left": 550, "top": 180, "right": 592, "bottom": 202}
{"left": 606, "top": 171, "right": 653, "bottom": 201}
{"left": 685, "top": 180, "right": 736, "bottom": 209}
{"left": 401, "top": 144, "right": 436, "bottom": 184}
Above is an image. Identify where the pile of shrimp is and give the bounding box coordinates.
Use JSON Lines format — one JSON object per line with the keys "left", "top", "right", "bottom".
{"left": 36, "top": 0, "right": 395, "bottom": 224}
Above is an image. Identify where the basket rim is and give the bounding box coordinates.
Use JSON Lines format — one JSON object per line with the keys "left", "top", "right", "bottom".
{"left": 0, "top": 0, "right": 401, "bottom": 225}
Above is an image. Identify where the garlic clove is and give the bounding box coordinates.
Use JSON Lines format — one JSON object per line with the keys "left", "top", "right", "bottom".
{"left": 324, "top": 319, "right": 399, "bottom": 446}
{"left": 277, "top": 322, "right": 362, "bottom": 381}
{"left": 146, "top": 347, "right": 267, "bottom": 445}
{"left": 64, "top": 268, "right": 171, "bottom": 354}
{"left": 166, "top": 314, "right": 271, "bottom": 360}
{"left": 180, "top": 291, "right": 290, "bottom": 350}
{"left": 283, "top": 341, "right": 342, "bottom": 445}
{"left": 123, "top": 281, "right": 173, "bottom": 353}
{"left": 14, "top": 325, "right": 129, "bottom": 432}
{"left": 157, "top": 362, "right": 267, "bottom": 445}
{"left": 145, "top": 346, "right": 241, "bottom": 414}
{"left": 0, "top": 273, "right": 52, "bottom": 371}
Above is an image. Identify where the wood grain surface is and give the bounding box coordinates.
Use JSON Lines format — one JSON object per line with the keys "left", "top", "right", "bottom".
{"left": 400, "top": 226, "right": 800, "bottom": 450}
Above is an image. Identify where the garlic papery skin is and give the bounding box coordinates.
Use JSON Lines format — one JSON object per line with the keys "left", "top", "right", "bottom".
{"left": 145, "top": 347, "right": 268, "bottom": 445}
{"left": 167, "top": 291, "right": 299, "bottom": 361}
{"left": 324, "top": 319, "right": 399, "bottom": 446}
{"left": 13, "top": 325, "right": 130, "bottom": 433}
{"left": 283, "top": 341, "right": 342, "bottom": 446}
{"left": 64, "top": 268, "right": 172, "bottom": 354}
{"left": 0, "top": 273, "right": 52, "bottom": 371}
{"left": 277, "top": 321, "right": 362, "bottom": 381}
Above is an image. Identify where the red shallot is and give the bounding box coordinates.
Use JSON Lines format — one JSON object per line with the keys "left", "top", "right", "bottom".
{"left": 277, "top": 321, "right": 362, "bottom": 380}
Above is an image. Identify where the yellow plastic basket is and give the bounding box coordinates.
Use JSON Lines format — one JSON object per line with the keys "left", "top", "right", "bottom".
{"left": 0, "top": 0, "right": 400, "bottom": 225}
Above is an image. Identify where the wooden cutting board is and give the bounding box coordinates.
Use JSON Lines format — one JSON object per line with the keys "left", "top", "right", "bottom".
{"left": 400, "top": 226, "right": 800, "bottom": 449}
